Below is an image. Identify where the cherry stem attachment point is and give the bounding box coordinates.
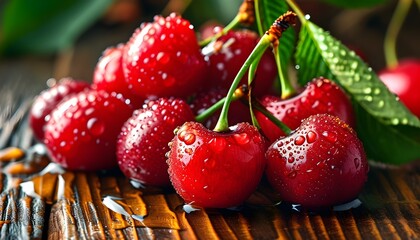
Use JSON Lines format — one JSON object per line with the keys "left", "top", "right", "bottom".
{"left": 194, "top": 86, "right": 247, "bottom": 123}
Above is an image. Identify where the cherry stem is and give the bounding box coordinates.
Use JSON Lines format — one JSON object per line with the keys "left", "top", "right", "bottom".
{"left": 254, "top": 0, "right": 264, "bottom": 35}
{"left": 250, "top": 98, "right": 292, "bottom": 135}
{"left": 199, "top": 15, "right": 240, "bottom": 47}
{"left": 384, "top": 0, "right": 412, "bottom": 68}
{"left": 248, "top": 61, "right": 261, "bottom": 129}
{"left": 285, "top": 0, "right": 307, "bottom": 24}
{"left": 274, "top": 46, "right": 295, "bottom": 99}
{"left": 194, "top": 87, "right": 246, "bottom": 123}
{"left": 199, "top": 0, "right": 255, "bottom": 47}
{"left": 213, "top": 37, "right": 271, "bottom": 132}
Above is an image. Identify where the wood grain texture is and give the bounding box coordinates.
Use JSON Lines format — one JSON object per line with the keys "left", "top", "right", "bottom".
{"left": 1, "top": 83, "right": 419, "bottom": 240}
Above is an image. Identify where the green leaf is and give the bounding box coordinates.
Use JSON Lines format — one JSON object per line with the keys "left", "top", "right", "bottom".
{"left": 255, "top": 0, "right": 296, "bottom": 88}
{"left": 295, "top": 21, "right": 420, "bottom": 164}
{"left": 0, "top": 0, "right": 113, "bottom": 56}
{"left": 320, "top": 0, "right": 390, "bottom": 8}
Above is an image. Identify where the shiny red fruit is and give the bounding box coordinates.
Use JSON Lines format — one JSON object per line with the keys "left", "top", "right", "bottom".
{"left": 256, "top": 78, "right": 355, "bottom": 142}
{"left": 167, "top": 122, "right": 267, "bottom": 208}
{"left": 265, "top": 114, "right": 368, "bottom": 209}
{"left": 29, "top": 78, "right": 90, "bottom": 141}
{"left": 92, "top": 44, "right": 144, "bottom": 108}
{"left": 44, "top": 90, "right": 133, "bottom": 171}
{"left": 204, "top": 29, "right": 277, "bottom": 96}
{"left": 117, "top": 98, "right": 195, "bottom": 187}
{"left": 379, "top": 59, "right": 420, "bottom": 118}
{"left": 123, "top": 13, "right": 208, "bottom": 99}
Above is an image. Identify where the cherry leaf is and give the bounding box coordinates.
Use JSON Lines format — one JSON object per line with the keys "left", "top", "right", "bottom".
{"left": 295, "top": 21, "right": 420, "bottom": 164}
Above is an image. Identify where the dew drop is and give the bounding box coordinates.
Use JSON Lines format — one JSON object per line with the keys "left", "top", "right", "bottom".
{"left": 204, "top": 158, "right": 216, "bottom": 169}
{"left": 377, "top": 100, "right": 385, "bottom": 108}
{"left": 322, "top": 131, "right": 337, "bottom": 143}
{"left": 351, "top": 61, "right": 358, "bottom": 69}
{"left": 306, "top": 131, "right": 317, "bottom": 143}
{"left": 156, "top": 52, "right": 170, "bottom": 64}
{"left": 354, "top": 158, "right": 360, "bottom": 169}
{"left": 288, "top": 157, "right": 295, "bottom": 163}
{"left": 87, "top": 118, "right": 105, "bottom": 136}
{"left": 364, "top": 96, "right": 373, "bottom": 102}
{"left": 288, "top": 170, "right": 297, "bottom": 179}
{"left": 363, "top": 88, "right": 372, "bottom": 94}
{"left": 391, "top": 118, "right": 399, "bottom": 125}
{"left": 178, "top": 131, "right": 196, "bottom": 145}
{"left": 163, "top": 75, "right": 176, "bottom": 87}
{"left": 294, "top": 136, "right": 305, "bottom": 145}
{"left": 233, "top": 133, "right": 250, "bottom": 145}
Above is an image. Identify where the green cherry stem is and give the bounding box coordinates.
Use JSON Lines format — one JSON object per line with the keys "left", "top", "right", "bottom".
{"left": 194, "top": 87, "right": 246, "bottom": 123}
{"left": 286, "top": 0, "right": 307, "bottom": 24}
{"left": 274, "top": 45, "right": 295, "bottom": 99}
{"left": 199, "top": 15, "right": 240, "bottom": 47}
{"left": 199, "top": 0, "right": 255, "bottom": 47}
{"left": 384, "top": 0, "right": 413, "bottom": 68}
{"left": 250, "top": 97, "right": 292, "bottom": 135}
{"left": 248, "top": 59, "right": 262, "bottom": 129}
{"left": 254, "top": 0, "right": 264, "bottom": 35}
{"left": 213, "top": 36, "right": 271, "bottom": 132}
{"left": 213, "top": 11, "right": 297, "bottom": 132}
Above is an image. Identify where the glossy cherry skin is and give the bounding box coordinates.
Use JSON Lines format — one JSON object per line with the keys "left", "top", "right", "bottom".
{"left": 29, "top": 78, "right": 90, "bottom": 141}
{"left": 117, "top": 98, "right": 195, "bottom": 187}
{"left": 44, "top": 90, "right": 133, "bottom": 171}
{"left": 167, "top": 122, "right": 267, "bottom": 208}
{"left": 255, "top": 78, "right": 355, "bottom": 142}
{"left": 123, "top": 13, "right": 208, "bottom": 99}
{"left": 92, "top": 44, "right": 144, "bottom": 108}
{"left": 265, "top": 114, "right": 368, "bottom": 209}
{"left": 379, "top": 59, "right": 420, "bottom": 118}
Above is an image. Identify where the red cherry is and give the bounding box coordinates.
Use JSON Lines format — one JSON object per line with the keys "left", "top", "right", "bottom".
{"left": 379, "top": 59, "right": 420, "bottom": 118}
{"left": 204, "top": 29, "right": 277, "bottom": 96}
{"left": 44, "top": 90, "right": 133, "bottom": 171}
{"left": 117, "top": 98, "right": 195, "bottom": 187}
{"left": 92, "top": 44, "right": 144, "bottom": 108}
{"left": 29, "top": 78, "right": 90, "bottom": 141}
{"left": 123, "top": 13, "right": 208, "bottom": 99}
{"left": 265, "top": 114, "right": 368, "bottom": 209}
{"left": 167, "top": 122, "right": 267, "bottom": 208}
{"left": 190, "top": 87, "right": 251, "bottom": 129}
{"left": 255, "top": 78, "right": 355, "bottom": 142}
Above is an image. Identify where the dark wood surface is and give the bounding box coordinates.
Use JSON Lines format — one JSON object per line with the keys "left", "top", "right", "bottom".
{"left": 0, "top": 77, "right": 419, "bottom": 240}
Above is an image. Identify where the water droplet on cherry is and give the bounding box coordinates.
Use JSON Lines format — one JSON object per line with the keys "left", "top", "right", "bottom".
{"left": 306, "top": 131, "right": 317, "bottom": 143}
{"left": 87, "top": 118, "right": 105, "bottom": 136}
{"left": 294, "top": 136, "right": 305, "bottom": 145}
{"left": 233, "top": 133, "right": 250, "bottom": 145}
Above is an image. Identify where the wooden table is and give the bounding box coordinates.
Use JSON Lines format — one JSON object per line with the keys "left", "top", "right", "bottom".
{"left": 0, "top": 79, "right": 419, "bottom": 240}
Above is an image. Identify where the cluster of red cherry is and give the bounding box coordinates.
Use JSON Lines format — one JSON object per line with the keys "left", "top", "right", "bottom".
{"left": 28, "top": 9, "right": 375, "bottom": 210}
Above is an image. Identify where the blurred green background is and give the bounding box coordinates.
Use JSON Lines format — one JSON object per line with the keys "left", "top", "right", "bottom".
{"left": 0, "top": 0, "right": 418, "bottom": 89}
